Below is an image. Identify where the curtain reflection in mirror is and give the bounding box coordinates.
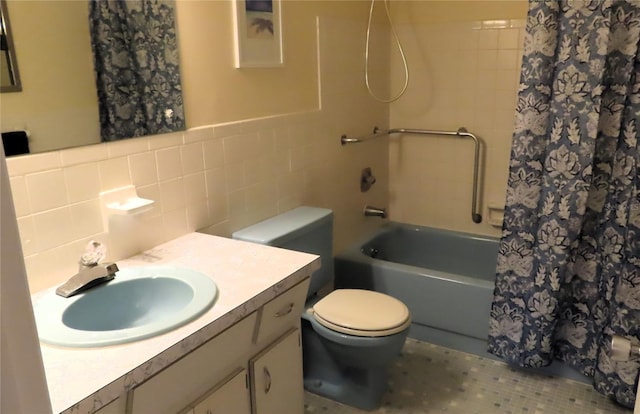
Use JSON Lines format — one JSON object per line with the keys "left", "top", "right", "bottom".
{"left": 89, "top": 0, "right": 185, "bottom": 141}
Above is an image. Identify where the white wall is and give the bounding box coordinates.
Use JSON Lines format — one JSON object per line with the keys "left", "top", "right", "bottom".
{"left": 1, "top": 148, "right": 51, "bottom": 413}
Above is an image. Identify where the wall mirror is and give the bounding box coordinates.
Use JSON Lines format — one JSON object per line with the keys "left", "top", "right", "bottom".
{"left": 0, "top": 0, "right": 185, "bottom": 157}
{"left": 0, "top": 0, "right": 21, "bottom": 92}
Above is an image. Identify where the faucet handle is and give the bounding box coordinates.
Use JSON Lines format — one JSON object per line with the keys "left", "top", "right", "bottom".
{"left": 79, "top": 240, "right": 107, "bottom": 270}
{"left": 360, "top": 168, "right": 377, "bottom": 192}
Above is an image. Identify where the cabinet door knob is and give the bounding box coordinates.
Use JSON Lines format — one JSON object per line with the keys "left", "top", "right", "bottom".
{"left": 263, "top": 367, "right": 272, "bottom": 394}
{"left": 274, "top": 303, "right": 294, "bottom": 317}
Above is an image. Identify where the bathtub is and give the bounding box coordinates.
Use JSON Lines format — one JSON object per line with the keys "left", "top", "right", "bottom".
{"left": 334, "top": 222, "right": 589, "bottom": 383}
{"left": 334, "top": 223, "right": 498, "bottom": 353}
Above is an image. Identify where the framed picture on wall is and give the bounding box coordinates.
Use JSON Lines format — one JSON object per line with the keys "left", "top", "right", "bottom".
{"left": 232, "top": 0, "right": 283, "bottom": 68}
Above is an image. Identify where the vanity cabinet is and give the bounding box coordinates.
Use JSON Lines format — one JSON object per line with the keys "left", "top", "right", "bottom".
{"left": 250, "top": 329, "right": 303, "bottom": 414}
{"left": 94, "top": 398, "right": 125, "bottom": 414}
{"left": 126, "top": 278, "right": 310, "bottom": 414}
{"left": 184, "top": 369, "right": 251, "bottom": 414}
{"left": 130, "top": 313, "right": 257, "bottom": 413}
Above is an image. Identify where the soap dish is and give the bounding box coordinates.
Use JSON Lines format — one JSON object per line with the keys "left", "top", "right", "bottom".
{"left": 100, "top": 185, "right": 155, "bottom": 216}
{"left": 487, "top": 203, "right": 505, "bottom": 228}
{"left": 106, "top": 197, "right": 154, "bottom": 215}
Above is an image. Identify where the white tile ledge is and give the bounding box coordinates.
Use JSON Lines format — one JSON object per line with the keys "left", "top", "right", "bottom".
{"left": 35, "top": 232, "right": 320, "bottom": 414}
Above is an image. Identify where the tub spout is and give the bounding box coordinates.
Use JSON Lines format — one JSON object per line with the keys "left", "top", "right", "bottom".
{"left": 364, "top": 205, "right": 387, "bottom": 219}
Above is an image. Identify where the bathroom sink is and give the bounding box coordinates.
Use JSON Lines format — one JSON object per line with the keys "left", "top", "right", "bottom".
{"left": 33, "top": 266, "right": 218, "bottom": 347}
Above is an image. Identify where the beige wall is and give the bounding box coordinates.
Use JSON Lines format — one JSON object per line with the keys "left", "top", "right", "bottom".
{"left": 1, "top": 1, "right": 371, "bottom": 150}
{"left": 388, "top": 1, "right": 528, "bottom": 236}
{"left": 6, "top": 0, "right": 390, "bottom": 293}
{"left": 177, "top": 0, "right": 316, "bottom": 125}
{"left": 177, "top": 0, "right": 382, "bottom": 126}
{"left": 5, "top": 0, "right": 530, "bottom": 292}
{"left": 1, "top": 1, "right": 100, "bottom": 153}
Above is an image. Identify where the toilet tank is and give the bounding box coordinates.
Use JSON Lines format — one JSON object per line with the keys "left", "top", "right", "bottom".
{"left": 232, "top": 207, "right": 333, "bottom": 298}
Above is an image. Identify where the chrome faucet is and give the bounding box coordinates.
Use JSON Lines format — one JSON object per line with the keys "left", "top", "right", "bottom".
{"left": 55, "top": 262, "right": 119, "bottom": 298}
{"left": 363, "top": 205, "right": 387, "bottom": 219}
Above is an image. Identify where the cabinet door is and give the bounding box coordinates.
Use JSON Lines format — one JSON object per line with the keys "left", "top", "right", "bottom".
{"left": 131, "top": 313, "right": 257, "bottom": 414}
{"left": 193, "top": 369, "right": 250, "bottom": 414}
{"left": 250, "top": 329, "right": 303, "bottom": 414}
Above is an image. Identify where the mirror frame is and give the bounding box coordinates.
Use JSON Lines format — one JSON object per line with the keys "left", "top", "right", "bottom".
{"left": 1, "top": 0, "right": 22, "bottom": 93}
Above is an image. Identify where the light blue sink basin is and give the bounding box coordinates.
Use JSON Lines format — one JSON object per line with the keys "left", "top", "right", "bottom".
{"left": 33, "top": 266, "right": 218, "bottom": 348}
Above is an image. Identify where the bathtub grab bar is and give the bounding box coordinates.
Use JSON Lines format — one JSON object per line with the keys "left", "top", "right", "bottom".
{"left": 341, "top": 126, "right": 483, "bottom": 224}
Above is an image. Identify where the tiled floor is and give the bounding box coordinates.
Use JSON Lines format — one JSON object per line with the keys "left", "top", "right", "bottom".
{"left": 304, "top": 339, "right": 632, "bottom": 414}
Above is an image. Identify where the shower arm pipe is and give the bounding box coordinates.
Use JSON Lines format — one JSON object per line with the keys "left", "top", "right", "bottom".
{"left": 340, "top": 127, "right": 483, "bottom": 224}
{"left": 340, "top": 128, "right": 386, "bottom": 145}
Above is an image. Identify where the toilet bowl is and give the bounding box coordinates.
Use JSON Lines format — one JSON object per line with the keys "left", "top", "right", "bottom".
{"left": 307, "top": 289, "right": 410, "bottom": 366}
{"left": 302, "top": 289, "right": 410, "bottom": 410}
{"left": 232, "top": 207, "right": 411, "bottom": 410}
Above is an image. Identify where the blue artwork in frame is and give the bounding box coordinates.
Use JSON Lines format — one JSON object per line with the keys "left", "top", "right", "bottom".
{"left": 233, "top": 0, "right": 283, "bottom": 68}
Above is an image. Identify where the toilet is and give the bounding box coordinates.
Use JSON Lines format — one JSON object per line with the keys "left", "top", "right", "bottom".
{"left": 232, "top": 206, "right": 411, "bottom": 410}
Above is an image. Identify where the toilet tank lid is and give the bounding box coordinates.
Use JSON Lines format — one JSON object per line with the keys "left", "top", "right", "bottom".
{"left": 232, "top": 206, "right": 333, "bottom": 246}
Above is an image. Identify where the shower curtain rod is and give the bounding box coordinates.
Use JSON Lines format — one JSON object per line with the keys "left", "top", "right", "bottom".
{"left": 341, "top": 126, "right": 483, "bottom": 224}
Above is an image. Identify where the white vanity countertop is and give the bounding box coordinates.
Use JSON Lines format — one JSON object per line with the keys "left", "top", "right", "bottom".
{"left": 34, "top": 232, "right": 320, "bottom": 414}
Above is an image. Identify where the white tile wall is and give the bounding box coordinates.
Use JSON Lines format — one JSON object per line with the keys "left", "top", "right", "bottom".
{"left": 389, "top": 18, "right": 526, "bottom": 236}
{"left": 5, "top": 112, "right": 312, "bottom": 292}
{"left": 25, "top": 170, "right": 67, "bottom": 212}
{"left": 183, "top": 173, "right": 207, "bottom": 204}
{"left": 64, "top": 163, "right": 101, "bottom": 203}
{"left": 181, "top": 143, "right": 205, "bottom": 175}
{"left": 156, "top": 147, "right": 184, "bottom": 181}
{"left": 61, "top": 144, "right": 109, "bottom": 167}
{"left": 69, "top": 200, "right": 103, "bottom": 239}
{"left": 9, "top": 176, "right": 30, "bottom": 216}
{"left": 32, "top": 208, "right": 75, "bottom": 251}
{"left": 129, "top": 152, "right": 158, "bottom": 186}
{"left": 203, "top": 139, "right": 225, "bottom": 169}
{"left": 98, "top": 157, "right": 130, "bottom": 191}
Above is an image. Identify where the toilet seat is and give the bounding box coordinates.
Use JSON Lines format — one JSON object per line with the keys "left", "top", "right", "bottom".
{"left": 311, "top": 289, "right": 411, "bottom": 337}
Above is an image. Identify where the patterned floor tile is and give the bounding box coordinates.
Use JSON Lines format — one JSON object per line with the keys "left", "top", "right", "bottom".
{"left": 304, "top": 339, "right": 632, "bottom": 414}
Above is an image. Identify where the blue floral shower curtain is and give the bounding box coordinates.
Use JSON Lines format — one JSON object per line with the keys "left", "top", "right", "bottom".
{"left": 488, "top": 1, "right": 640, "bottom": 407}
{"left": 89, "top": 0, "right": 185, "bottom": 141}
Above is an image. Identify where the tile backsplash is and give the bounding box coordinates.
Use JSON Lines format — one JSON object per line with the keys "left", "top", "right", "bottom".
{"left": 8, "top": 109, "right": 387, "bottom": 293}
{"left": 7, "top": 112, "right": 297, "bottom": 290}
